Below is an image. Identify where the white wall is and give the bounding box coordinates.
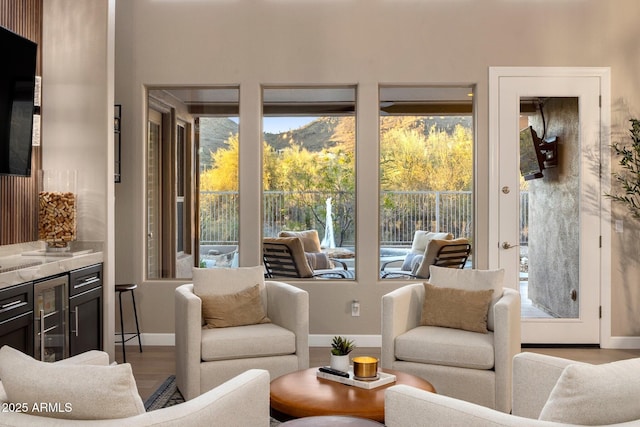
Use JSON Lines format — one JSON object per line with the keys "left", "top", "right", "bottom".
{"left": 43, "top": 0, "right": 116, "bottom": 358}
{"left": 114, "top": 0, "right": 640, "bottom": 344}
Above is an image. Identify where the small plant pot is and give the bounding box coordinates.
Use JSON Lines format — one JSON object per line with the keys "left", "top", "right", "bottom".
{"left": 329, "top": 354, "right": 350, "bottom": 373}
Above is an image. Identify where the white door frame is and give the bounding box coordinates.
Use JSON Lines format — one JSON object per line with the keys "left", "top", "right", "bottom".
{"left": 488, "top": 66, "right": 612, "bottom": 346}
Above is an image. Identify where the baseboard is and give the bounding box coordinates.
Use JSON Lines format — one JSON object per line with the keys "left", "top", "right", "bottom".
{"left": 124, "top": 333, "right": 382, "bottom": 348}
{"left": 601, "top": 336, "right": 640, "bottom": 349}
{"left": 118, "top": 333, "right": 175, "bottom": 346}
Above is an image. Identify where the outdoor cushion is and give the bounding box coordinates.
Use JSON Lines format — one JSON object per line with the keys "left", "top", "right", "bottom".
{"left": 395, "top": 326, "right": 495, "bottom": 370}
{"left": 410, "top": 230, "right": 454, "bottom": 255}
{"left": 201, "top": 322, "right": 296, "bottom": 362}
{"left": 279, "top": 229, "right": 322, "bottom": 252}
{"left": 428, "top": 266, "right": 504, "bottom": 331}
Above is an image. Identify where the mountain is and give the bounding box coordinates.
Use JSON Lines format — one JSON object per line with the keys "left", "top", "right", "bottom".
{"left": 198, "top": 115, "right": 472, "bottom": 168}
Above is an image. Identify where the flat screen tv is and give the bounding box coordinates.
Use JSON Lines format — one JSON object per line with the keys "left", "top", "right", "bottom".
{"left": 0, "top": 25, "right": 37, "bottom": 177}
{"left": 519, "top": 126, "right": 545, "bottom": 181}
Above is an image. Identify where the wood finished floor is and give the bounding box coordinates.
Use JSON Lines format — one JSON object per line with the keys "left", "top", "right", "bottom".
{"left": 116, "top": 345, "right": 640, "bottom": 401}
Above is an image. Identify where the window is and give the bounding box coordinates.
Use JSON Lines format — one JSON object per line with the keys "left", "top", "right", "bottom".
{"left": 146, "top": 87, "right": 239, "bottom": 279}
{"left": 262, "top": 86, "right": 357, "bottom": 279}
{"left": 379, "top": 86, "right": 474, "bottom": 278}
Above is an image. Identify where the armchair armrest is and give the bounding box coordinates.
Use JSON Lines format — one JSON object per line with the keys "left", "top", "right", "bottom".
{"left": 512, "top": 352, "right": 579, "bottom": 419}
{"left": 493, "top": 287, "right": 521, "bottom": 413}
{"left": 134, "top": 369, "right": 271, "bottom": 427}
{"left": 385, "top": 384, "right": 566, "bottom": 427}
{"left": 381, "top": 283, "right": 424, "bottom": 368}
{"left": 265, "top": 281, "right": 309, "bottom": 369}
{"left": 175, "top": 284, "right": 203, "bottom": 401}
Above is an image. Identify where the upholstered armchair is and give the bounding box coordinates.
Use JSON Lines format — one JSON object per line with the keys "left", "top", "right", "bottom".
{"left": 385, "top": 352, "right": 640, "bottom": 426}
{"left": 175, "top": 266, "right": 309, "bottom": 401}
{"left": 381, "top": 266, "right": 521, "bottom": 413}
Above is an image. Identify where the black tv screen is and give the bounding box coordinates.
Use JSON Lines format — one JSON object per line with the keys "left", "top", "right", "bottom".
{"left": 519, "top": 126, "right": 544, "bottom": 181}
{"left": 0, "top": 25, "right": 37, "bottom": 177}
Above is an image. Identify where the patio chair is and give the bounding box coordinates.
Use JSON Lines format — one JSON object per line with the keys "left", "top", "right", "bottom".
{"left": 263, "top": 237, "right": 353, "bottom": 279}
{"left": 381, "top": 238, "right": 471, "bottom": 279}
{"left": 381, "top": 230, "right": 453, "bottom": 274}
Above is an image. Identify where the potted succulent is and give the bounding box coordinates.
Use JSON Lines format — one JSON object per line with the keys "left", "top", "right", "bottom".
{"left": 330, "top": 336, "right": 355, "bottom": 373}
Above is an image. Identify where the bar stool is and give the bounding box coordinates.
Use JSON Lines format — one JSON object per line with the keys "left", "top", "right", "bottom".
{"left": 115, "top": 283, "right": 142, "bottom": 362}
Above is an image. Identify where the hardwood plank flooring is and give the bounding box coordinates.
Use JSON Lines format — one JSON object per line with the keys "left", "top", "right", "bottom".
{"left": 117, "top": 345, "right": 640, "bottom": 401}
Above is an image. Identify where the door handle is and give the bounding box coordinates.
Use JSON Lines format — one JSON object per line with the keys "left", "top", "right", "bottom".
{"left": 501, "top": 241, "right": 519, "bottom": 249}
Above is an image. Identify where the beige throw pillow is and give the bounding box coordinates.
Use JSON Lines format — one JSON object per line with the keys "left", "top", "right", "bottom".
{"left": 202, "top": 284, "right": 271, "bottom": 328}
{"left": 0, "top": 345, "right": 145, "bottom": 420}
{"left": 421, "top": 283, "right": 494, "bottom": 333}
{"left": 428, "top": 266, "right": 505, "bottom": 331}
{"left": 539, "top": 357, "right": 640, "bottom": 425}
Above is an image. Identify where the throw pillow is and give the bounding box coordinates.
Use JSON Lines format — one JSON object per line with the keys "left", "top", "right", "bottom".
{"left": 279, "top": 230, "right": 322, "bottom": 253}
{"left": 193, "top": 265, "right": 267, "bottom": 307}
{"left": 421, "top": 283, "right": 494, "bottom": 333}
{"left": 201, "top": 284, "right": 271, "bottom": 328}
{"left": 428, "top": 266, "right": 505, "bottom": 331}
{"left": 410, "top": 230, "right": 454, "bottom": 254}
{"left": 539, "top": 358, "right": 640, "bottom": 425}
{"left": 305, "top": 251, "right": 334, "bottom": 270}
{"left": 0, "top": 345, "right": 145, "bottom": 420}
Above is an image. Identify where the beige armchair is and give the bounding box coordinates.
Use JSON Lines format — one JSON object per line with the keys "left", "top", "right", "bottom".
{"left": 385, "top": 352, "right": 640, "bottom": 426}
{"left": 175, "top": 266, "right": 309, "bottom": 401}
{"left": 381, "top": 266, "right": 521, "bottom": 413}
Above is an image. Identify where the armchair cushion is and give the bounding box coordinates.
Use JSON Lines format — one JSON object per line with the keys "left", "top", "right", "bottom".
{"left": 395, "top": 326, "right": 495, "bottom": 370}
{"left": 202, "top": 284, "right": 271, "bottom": 328}
{"left": 429, "top": 266, "right": 505, "bottom": 331}
{"left": 410, "top": 230, "right": 454, "bottom": 255}
{"left": 305, "top": 251, "right": 333, "bottom": 270}
{"left": 279, "top": 230, "right": 322, "bottom": 252}
{"left": 201, "top": 322, "right": 296, "bottom": 362}
{"left": 421, "top": 283, "right": 494, "bottom": 333}
{"left": 538, "top": 357, "right": 640, "bottom": 425}
{"left": 0, "top": 345, "right": 145, "bottom": 420}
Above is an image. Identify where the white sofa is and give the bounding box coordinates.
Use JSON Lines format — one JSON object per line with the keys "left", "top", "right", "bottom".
{"left": 385, "top": 352, "right": 640, "bottom": 427}
{"left": 0, "top": 350, "right": 270, "bottom": 427}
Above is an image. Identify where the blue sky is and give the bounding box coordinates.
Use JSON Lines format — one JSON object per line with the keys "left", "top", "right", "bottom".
{"left": 230, "top": 117, "right": 317, "bottom": 134}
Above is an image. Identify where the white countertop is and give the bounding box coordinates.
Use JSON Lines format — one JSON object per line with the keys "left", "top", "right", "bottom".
{"left": 0, "top": 242, "right": 104, "bottom": 289}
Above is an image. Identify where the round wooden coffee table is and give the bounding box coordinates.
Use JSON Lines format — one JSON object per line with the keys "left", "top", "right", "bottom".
{"left": 270, "top": 368, "right": 435, "bottom": 423}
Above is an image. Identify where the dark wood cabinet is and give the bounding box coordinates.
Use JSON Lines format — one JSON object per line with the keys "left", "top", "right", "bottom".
{"left": 0, "top": 282, "right": 34, "bottom": 356}
{"left": 69, "top": 264, "right": 103, "bottom": 356}
{"left": 0, "top": 262, "right": 103, "bottom": 359}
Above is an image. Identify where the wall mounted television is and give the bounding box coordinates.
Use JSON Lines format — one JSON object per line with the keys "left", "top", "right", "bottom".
{"left": 0, "top": 25, "right": 37, "bottom": 177}
{"left": 519, "top": 126, "right": 545, "bottom": 181}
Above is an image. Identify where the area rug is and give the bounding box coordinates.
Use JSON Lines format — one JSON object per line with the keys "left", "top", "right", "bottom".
{"left": 145, "top": 375, "right": 281, "bottom": 426}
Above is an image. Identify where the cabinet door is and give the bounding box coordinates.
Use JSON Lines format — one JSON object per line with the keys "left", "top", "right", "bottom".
{"left": 69, "top": 286, "right": 102, "bottom": 356}
{"left": 0, "top": 311, "right": 34, "bottom": 356}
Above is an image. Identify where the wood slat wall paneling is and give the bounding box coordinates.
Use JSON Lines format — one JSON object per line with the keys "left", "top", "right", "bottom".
{"left": 0, "top": 0, "right": 43, "bottom": 245}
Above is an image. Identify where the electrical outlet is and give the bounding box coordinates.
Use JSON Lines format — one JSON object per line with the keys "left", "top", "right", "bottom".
{"left": 616, "top": 220, "right": 624, "bottom": 233}
{"left": 351, "top": 300, "right": 360, "bottom": 317}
